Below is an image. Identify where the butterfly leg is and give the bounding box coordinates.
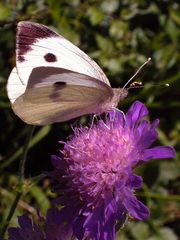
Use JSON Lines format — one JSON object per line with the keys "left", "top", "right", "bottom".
{"left": 88, "top": 114, "right": 97, "bottom": 132}
{"left": 112, "top": 107, "right": 126, "bottom": 126}
{"left": 88, "top": 113, "right": 110, "bottom": 133}
{"left": 96, "top": 113, "right": 110, "bottom": 130}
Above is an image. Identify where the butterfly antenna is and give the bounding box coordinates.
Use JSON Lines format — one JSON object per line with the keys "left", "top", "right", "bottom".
{"left": 123, "top": 57, "right": 151, "bottom": 89}
{"left": 129, "top": 82, "right": 170, "bottom": 89}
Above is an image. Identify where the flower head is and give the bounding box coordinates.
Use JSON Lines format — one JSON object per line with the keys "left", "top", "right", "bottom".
{"left": 8, "top": 214, "right": 44, "bottom": 240}
{"left": 49, "top": 101, "right": 175, "bottom": 240}
{"left": 8, "top": 208, "right": 72, "bottom": 240}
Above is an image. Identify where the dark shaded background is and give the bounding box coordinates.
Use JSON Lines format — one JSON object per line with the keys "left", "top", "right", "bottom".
{"left": 0, "top": 0, "right": 179, "bottom": 239}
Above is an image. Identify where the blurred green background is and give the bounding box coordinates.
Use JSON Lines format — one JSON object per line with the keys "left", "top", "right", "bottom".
{"left": 0, "top": 0, "right": 179, "bottom": 239}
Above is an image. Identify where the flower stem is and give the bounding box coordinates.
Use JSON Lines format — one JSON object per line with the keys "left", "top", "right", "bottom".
{"left": 1, "top": 192, "right": 22, "bottom": 238}
{"left": 137, "top": 192, "right": 180, "bottom": 201}
{"left": 1, "top": 125, "right": 35, "bottom": 238}
{"left": 19, "top": 126, "right": 35, "bottom": 181}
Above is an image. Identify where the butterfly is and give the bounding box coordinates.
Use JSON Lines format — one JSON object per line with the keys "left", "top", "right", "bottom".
{"left": 7, "top": 21, "right": 128, "bottom": 125}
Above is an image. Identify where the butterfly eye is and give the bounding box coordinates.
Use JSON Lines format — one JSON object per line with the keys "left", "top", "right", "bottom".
{"left": 44, "top": 53, "right": 57, "bottom": 62}
{"left": 130, "top": 81, "right": 142, "bottom": 87}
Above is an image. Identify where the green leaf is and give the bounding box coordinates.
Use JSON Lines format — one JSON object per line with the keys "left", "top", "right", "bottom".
{"left": 87, "top": 7, "right": 105, "bottom": 25}
{"left": 29, "top": 185, "right": 51, "bottom": 215}
{"left": 100, "top": 0, "right": 119, "bottom": 14}
{"left": 130, "top": 222, "right": 150, "bottom": 240}
{"left": 110, "top": 20, "right": 128, "bottom": 40}
{"left": 148, "top": 227, "right": 178, "bottom": 240}
{"left": 0, "top": 4, "right": 11, "bottom": 21}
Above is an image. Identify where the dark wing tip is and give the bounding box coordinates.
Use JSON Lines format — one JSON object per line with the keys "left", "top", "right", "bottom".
{"left": 17, "top": 21, "right": 59, "bottom": 39}
{"left": 16, "top": 21, "right": 59, "bottom": 63}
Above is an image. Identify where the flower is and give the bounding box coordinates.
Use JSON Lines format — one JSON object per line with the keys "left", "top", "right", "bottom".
{"left": 48, "top": 101, "right": 175, "bottom": 240}
{"left": 8, "top": 208, "right": 72, "bottom": 240}
{"left": 8, "top": 214, "right": 44, "bottom": 240}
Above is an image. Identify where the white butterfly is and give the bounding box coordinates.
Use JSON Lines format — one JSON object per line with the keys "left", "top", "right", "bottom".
{"left": 7, "top": 21, "right": 128, "bottom": 125}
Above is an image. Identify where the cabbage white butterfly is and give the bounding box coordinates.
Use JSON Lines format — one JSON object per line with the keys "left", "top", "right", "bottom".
{"left": 7, "top": 21, "right": 129, "bottom": 125}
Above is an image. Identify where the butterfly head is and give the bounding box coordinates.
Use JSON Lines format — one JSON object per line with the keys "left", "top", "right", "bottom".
{"left": 111, "top": 88, "right": 128, "bottom": 108}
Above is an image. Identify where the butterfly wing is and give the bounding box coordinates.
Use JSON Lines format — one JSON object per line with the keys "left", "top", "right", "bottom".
{"left": 8, "top": 67, "right": 113, "bottom": 125}
{"left": 7, "top": 67, "right": 26, "bottom": 103}
{"left": 16, "top": 21, "right": 110, "bottom": 87}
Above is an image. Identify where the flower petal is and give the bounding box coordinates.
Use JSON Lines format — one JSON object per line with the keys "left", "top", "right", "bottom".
{"left": 126, "top": 101, "right": 148, "bottom": 129}
{"left": 109, "top": 109, "right": 125, "bottom": 127}
{"left": 18, "top": 215, "right": 32, "bottom": 229}
{"left": 127, "top": 173, "right": 142, "bottom": 189}
{"left": 136, "top": 119, "right": 159, "bottom": 149}
{"left": 142, "top": 146, "right": 176, "bottom": 161}
{"left": 8, "top": 228, "right": 22, "bottom": 240}
{"left": 123, "top": 189, "right": 149, "bottom": 220}
{"left": 45, "top": 208, "right": 73, "bottom": 240}
{"left": 83, "top": 205, "right": 104, "bottom": 239}
{"left": 8, "top": 215, "right": 44, "bottom": 240}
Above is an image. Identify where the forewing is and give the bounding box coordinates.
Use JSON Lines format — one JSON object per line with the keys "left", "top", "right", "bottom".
{"left": 16, "top": 21, "right": 110, "bottom": 87}
{"left": 11, "top": 68, "right": 113, "bottom": 125}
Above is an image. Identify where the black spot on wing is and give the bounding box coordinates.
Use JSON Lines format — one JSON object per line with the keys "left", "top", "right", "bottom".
{"left": 54, "top": 82, "right": 66, "bottom": 86}
{"left": 16, "top": 21, "right": 59, "bottom": 62}
{"left": 44, "top": 53, "right": 57, "bottom": 62}
{"left": 50, "top": 82, "right": 67, "bottom": 100}
{"left": 17, "top": 55, "right": 25, "bottom": 62}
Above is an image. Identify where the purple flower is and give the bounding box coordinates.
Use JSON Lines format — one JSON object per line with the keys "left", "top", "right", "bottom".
{"left": 8, "top": 214, "right": 44, "bottom": 240}
{"left": 8, "top": 208, "right": 72, "bottom": 240}
{"left": 49, "top": 101, "right": 175, "bottom": 240}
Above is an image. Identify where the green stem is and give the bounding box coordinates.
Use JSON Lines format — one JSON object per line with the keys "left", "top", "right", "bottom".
{"left": 19, "top": 126, "right": 35, "bottom": 181}
{"left": 0, "top": 125, "right": 50, "bottom": 169}
{"left": 1, "top": 192, "right": 22, "bottom": 238}
{"left": 137, "top": 192, "right": 180, "bottom": 201}
{"left": 1, "top": 126, "right": 35, "bottom": 238}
